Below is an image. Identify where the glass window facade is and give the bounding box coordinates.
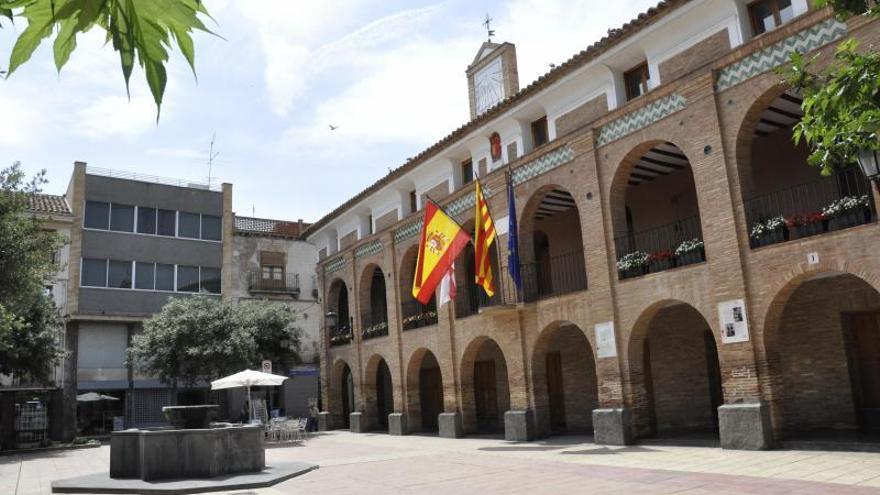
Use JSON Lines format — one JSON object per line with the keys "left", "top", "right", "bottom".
{"left": 201, "top": 215, "right": 222, "bottom": 241}
{"left": 178, "top": 212, "right": 201, "bottom": 239}
{"left": 81, "top": 258, "right": 107, "bottom": 287}
{"left": 108, "top": 260, "right": 132, "bottom": 288}
{"left": 110, "top": 204, "right": 135, "bottom": 232}
{"left": 157, "top": 209, "right": 177, "bottom": 236}
{"left": 137, "top": 207, "right": 157, "bottom": 234}
{"left": 135, "top": 262, "right": 155, "bottom": 290}
{"left": 84, "top": 201, "right": 110, "bottom": 229}
{"left": 176, "top": 265, "right": 200, "bottom": 292}
{"left": 200, "top": 267, "right": 221, "bottom": 294}
{"left": 156, "top": 264, "right": 175, "bottom": 291}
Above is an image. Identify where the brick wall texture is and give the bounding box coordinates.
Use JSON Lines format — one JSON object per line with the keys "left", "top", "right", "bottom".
{"left": 317, "top": 13, "right": 880, "bottom": 444}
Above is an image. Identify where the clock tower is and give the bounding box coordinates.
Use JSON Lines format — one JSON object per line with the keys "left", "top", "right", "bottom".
{"left": 466, "top": 41, "right": 519, "bottom": 119}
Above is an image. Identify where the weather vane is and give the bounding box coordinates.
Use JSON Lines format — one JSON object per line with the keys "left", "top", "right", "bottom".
{"left": 483, "top": 13, "right": 495, "bottom": 42}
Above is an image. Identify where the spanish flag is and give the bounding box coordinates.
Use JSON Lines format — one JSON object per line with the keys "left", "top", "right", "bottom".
{"left": 474, "top": 180, "right": 496, "bottom": 297}
{"left": 412, "top": 201, "right": 471, "bottom": 305}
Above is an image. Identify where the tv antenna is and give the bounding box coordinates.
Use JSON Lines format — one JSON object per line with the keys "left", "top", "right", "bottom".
{"left": 483, "top": 13, "right": 495, "bottom": 42}
{"left": 207, "top": 132, "right": 220, "bottom": 187}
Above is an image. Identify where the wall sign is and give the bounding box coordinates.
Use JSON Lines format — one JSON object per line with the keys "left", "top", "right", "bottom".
{"left": 595, "top": 321, "right": 617, "bottom": 358}
{"left": 718, "top": 299, "right": 749, "bottom": 344}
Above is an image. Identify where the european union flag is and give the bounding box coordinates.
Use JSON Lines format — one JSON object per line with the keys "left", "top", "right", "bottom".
{"left": 507, "top": 175, "right": 522, "bottom": 290}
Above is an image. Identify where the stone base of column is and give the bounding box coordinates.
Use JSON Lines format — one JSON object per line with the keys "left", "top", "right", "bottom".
{"left": 592, "top": 408, "right": 632, "bottom": 446}
{"left": 504, "top": 410, "right": 535, "bottom": 442}
{"left": 388, "top": 413, "right": 408, "bottom": 436}
{"left": 318, "top": 411, "right": 332, "bottom": 431}
{"left": 350, "top": 412, "right": 368, "bottom": 433}
{"left": 438, "top": 412, "right": 463, "bottom": 438}
{"left": 718, "top": 402, "right": 773, "bottom": 450}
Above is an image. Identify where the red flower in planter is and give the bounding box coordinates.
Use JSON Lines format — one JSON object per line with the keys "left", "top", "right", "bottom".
{"left": 648, "top": 250, "right": 675, "bottom": 262}
{"left": 785, "top": 211, "right": 824, "bottom": 228}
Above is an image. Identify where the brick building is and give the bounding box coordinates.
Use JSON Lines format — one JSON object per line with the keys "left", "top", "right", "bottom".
{"left": 305, "top": 0, "right": 880, "bottom": 449}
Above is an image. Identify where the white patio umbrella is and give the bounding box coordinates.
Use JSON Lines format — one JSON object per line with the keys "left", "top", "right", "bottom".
{"left": 210, "top": 369, "right": 287, "bottom": 422}
{"left": 76, "top": 392, "right": 120, "bottom": 402}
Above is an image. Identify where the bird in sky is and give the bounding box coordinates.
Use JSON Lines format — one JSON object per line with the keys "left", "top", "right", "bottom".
{"left": 328, "top": 124, "right": 338, "bottom": 131}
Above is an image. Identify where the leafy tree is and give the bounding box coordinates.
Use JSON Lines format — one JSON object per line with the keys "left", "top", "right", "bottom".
{"left": 239, "top": 301, "right": 303, "bottom": 374}
{"left": 784, "top": 1, "right": 880, "bottom": 175}
{"left": 0, "top": 0, "right": 216, "bottom": 116}
{"left": 127, "top": 297, "right": 303, "bottom": 389}
{"left": 0, "top": 162, "right": 66, "bottom": 383}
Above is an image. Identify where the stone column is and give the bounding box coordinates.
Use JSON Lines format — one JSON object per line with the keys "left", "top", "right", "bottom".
{"left": 718, "top": 402, "right": 772, "bottom": 450}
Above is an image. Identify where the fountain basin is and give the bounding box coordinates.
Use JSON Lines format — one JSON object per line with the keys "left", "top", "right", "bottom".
{"left": 110, "top": 425, "right": 264, "bottom": 481}
{"left": 162, "top": 404, "right": 219, "bottom": 429}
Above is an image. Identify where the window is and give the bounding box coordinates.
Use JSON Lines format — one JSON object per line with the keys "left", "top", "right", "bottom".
{"left": 201, "top": 214, "right": 221, "bottom": 241}
{"left": 156, "top": 264, "right": 175, "bottom": 291}
{"left": 137, "top": 207, "right": 157, "bottom": 234}
{"left": 176, "top": 265, "right": 200, "bottom": 292}
{"left": 135, "top": 262, "right": 155, "bottom": 290}
{"left": 108, "top": 260, "right": 132, "bottom": 288}
{"left": 749, "top": 0, "right": 794, "bottom": 36}
{"left": 367, "top": 215, "right": 373, "bottom": 235}
{"left": 200, "top": 267, "right": 221, "bottom": 294}
{"left": 84, "top": 201, "right": 110, "bottom": 229}
{"left": 461, "top": 159, "right": 473, "bottom": 185}
{"left": 157, "top": 209, "right": 176, "bottom": 236}
{"left": 531, "top": 117, "right": 549, "bottom": 148}
{"left": 109, "top": 204, "right": 135, "bottom": 232}
{"left": 262, "top": 265, "right": 283, "bottom": 280}
{"left": 178, "top": 212, "right": 201, "bottom": 238}
{"left": 624, "top": 63, "right": 651, "bottom": 101}
{"left": 81, "top": 258, "right": 107, "bottom": 287}
{"left": 409, "top": 190, "right": 418, "bottom": 213}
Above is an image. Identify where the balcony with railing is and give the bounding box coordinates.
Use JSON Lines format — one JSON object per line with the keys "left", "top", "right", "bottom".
{"left": 614, "top": 215, "right": 705, "bottom": 280}
{"left": 329, "top": 323, "right": 353, "bottom": 347}
{"left": 519, "top": 250, "right": 588, "bottom": 302}
{"left": 744, "top": 168, "right": 876, "bottom": 249}
{"left": 361, "top": 314, "right": 389, "bottom": 341}
{"left": 401, "top": 300, "right": 438, "bottom": 331}
{"left": 247, "top": 271, "right": 301, "bottom": 296}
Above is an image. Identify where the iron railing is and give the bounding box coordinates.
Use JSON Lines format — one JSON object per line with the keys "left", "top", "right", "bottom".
{"left": 247, "top": 271, "right": 301, "bottom": 295}
{"left": 361, "top": 314, "right": 389, "bottom": 340}
{"left": 614, "top": 215, "right": 704, "bottom": 280}
{"left": 86, "top": 165, "right": 222, "bottom": 191}
{"left": 744, "top": 168, "right": 875, "bottom": 249}
{"left": 455, "top": 266, "right": 520, "bottom": 318}
{"left": 329, "top": 325, "right": 353, "bottom": 347}
{"left": 519, "top": 250, "right": 588, "bottom": 302}
{"left": 401, "top": 300, "right": 438, "bottom": 330}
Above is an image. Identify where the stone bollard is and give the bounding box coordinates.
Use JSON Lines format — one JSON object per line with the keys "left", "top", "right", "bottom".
{"left": 718, "top": 402, "right": 772, "bottom": 450}
{"left": 438, "top": 412, "right": 463, "bottom": 438}
{"left": 504, "top": 410, "right": 535, "bottom": 442}
{"left": 349, "top": 412, "right": 368, "bottom": 433}
{"left": 592, "top": 408, "right": 632, "bottom": 446}
{"left": 318, "top": 411, "right": 332, "bottom": 432}
{"left": 388, "top": 413, "right": 408, "bottom": 436}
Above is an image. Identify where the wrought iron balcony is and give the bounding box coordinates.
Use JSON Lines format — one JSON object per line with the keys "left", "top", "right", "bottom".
{"left": 744, "top": 168, "right": 875, "bottom": 249}
{"left": 401, "top": 300, "right": 438, "bottom": 330}
{"left": 520, "top": 250, "right": 588, "bottom": 302}
{"left": 246, "top": 271, "right": 300, "bottom": 296}
{"left": 361, "top": 315, "right": 389, "bottom": 340}
{"left": 329, "top": 325, "right": 353, "bottom": 347}
{"left": 614, "top": 215, "right": 704, "bottom": 280}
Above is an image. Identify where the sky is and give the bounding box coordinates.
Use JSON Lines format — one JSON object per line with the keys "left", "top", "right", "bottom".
{"left": 1, "top": 0, "right": 659, "bottom": 223}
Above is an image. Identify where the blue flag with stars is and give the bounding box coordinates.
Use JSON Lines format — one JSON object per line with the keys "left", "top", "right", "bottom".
{"left": 507, "top": 174, "right": 522, "bottom": 290}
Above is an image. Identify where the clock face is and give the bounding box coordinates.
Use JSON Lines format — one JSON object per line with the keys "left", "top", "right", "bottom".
{"left": 474, "top": 58, "right": 504, "bottom": 115}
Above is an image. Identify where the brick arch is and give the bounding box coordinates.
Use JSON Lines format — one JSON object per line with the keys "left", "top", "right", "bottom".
{"left": 330, "top": 358, "right": 356, "bottom": 429}
{"left": 405, "top": 347, "right": 448, "bottom": 432}
{"left": 733, "top": 82, "right": 792, "bottom": 199}
{"left": 625, "top": 299, "right": 722, "bottom": 440}
{"left": 326, "top": 278, "right": 351, "bottom": 333}
{"left": 358, "top": 263, "right": 389, "bottom": 331}
{"left": 362, "top": 353, "right": 395, "bottom": 430}
{"left": 760, "top": 267, "right": 880, "bottom": 439}
{"left": 459, "top": 336, "right": 511, "bottom": 434}
{"left": 608, "top": 140, "right": 702, "bottom": 266}
{"left": 530, "top": 320, "right": 598, "bottom": 437}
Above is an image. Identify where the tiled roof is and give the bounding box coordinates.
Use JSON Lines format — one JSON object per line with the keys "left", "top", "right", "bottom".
{"left": 303, "top": 0, "right": 689, "bottom": 238}
{"left": 26, "top": 193, "right": 72, "bottom": 216}
{"left": 234, "top": 215, "right": 310, "bottom": 239}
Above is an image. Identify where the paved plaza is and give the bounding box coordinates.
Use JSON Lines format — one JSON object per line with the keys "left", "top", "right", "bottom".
{"left": 5, "top": 431, "right": 880, "bottom": 494}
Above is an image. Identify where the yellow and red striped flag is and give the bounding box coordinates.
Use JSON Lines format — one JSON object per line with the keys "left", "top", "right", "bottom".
{"left": 474, "top": 180, "right": 497, "bottom": 297}
{"left": 412, "top": 201, "right": 471, "bottom": 305}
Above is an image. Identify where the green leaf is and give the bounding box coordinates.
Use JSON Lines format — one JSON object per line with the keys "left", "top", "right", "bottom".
{"left": 6, "top": 0, "right": 56, "bottom": 76}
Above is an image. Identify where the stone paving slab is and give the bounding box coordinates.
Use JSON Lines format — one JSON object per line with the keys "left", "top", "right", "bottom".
{"left": 50, "top": 461, "right": 317, "bottom": 494}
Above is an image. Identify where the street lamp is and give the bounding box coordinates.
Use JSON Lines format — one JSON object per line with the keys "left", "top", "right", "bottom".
{"left": 857, "top": 149, "right": 880, "bottom": 191}
{"left": 325, "top": 311, "right": 338, "bottom": 331}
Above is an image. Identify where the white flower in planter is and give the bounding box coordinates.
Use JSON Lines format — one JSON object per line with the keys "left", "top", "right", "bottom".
{"left": 674, "top": 238, "right": 704, "bottom": 256}
{"left": 616, "top": 251, "right": 650, "bottom": 271}
{"left": 821, "top": 195, "right": 870, "bottom": 218}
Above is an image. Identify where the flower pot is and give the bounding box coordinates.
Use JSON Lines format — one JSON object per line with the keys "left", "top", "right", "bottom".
{"left": 827, "top": 208, "right": 872, "bottom": 232}
{"left": 619, "top": 265, "right": 647, "bottom": 280}
{"left": 750, "top": 228, "right": 789, "bottom": 248}
{"left": 648, "top": 258, "right": 675, "bottom": 273}
{"left": 676, "top": 248, "right": 705, "bottom": 267}
{"left": 792, "top": 222, "right": 826, "bottom": 239}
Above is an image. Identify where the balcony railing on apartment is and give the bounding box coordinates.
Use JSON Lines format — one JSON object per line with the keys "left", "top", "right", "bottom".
{"left": 614, "top": 215, "right": 705, "bottom": 280}
{"left": 455, "top": 266, "right": 521, "bottom": 318}
{"left": 401, "top": 300, "right": 438, "bottom": 330}
{"left": 520, "top": 250, "right": 588, "bottom": 302}
{"left": 247, "top": 271, "right": 300, "bottom": 296}
{"left": 744, "top": 168, "right": 875, "bottom": 249}
{"left": 329, "top": 324, "right": 353, "bottom": 347}
{"left": 361, "top": 314, "right": 389, "bottom": 340}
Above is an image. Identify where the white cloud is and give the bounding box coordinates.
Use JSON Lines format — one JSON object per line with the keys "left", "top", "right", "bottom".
{"left": 73, "top": 94, "right": 158, "bottom": 141}
{"left": 0, "top": 90, "right": 45, "bottom": 147}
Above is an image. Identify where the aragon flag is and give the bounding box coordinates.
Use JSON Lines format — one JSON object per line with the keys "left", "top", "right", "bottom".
{"left": 412, "top": 201, "right": 471, "bottom": 305}
{"left": 474, "top": 180, "right": 496, "bottom": 297}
